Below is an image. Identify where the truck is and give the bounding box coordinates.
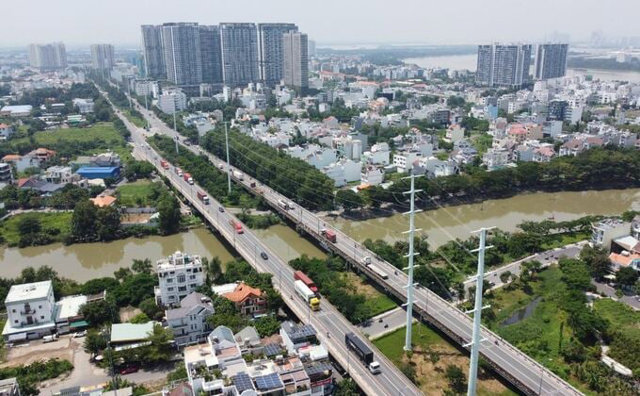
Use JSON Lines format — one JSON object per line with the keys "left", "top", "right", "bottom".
{"left": 362, "top": 256, "right": 372, "bottom": 265}
{"left": 368, "top": 264, "right": 388, "bottom": 280}
{"left": 43, "top": 334, "right": 59, "bottom": 343}
{"left": 183, "top": 172, "right": 193, "bottom": 185}
{"left": 345, "top": 332, "right": 380, "bottom": 373}
{"left": 230, "top": 219, "right": 243, "bottom": 234}
{"left": 321, "top": 229, "right": 337, "bottom": 243}
{"left": 160, "top": 160, "right": 169, "bottom": 170}
{"left": 175, "top": 167, "right": 183, "bottom": 177}
{"left": 294, "top": 271, "right": 318, "bottom": 294}
{"left": 278, "top": 199, "right": 290, "bottom": 210}
{"left": 294, "top": 280, "right": 320, "bottom": 311}
{"left": 197, "top": 191, "right": 210, "bottom": 205}
{"left": 232, "top": 170, "right": 244, "bottom": 181}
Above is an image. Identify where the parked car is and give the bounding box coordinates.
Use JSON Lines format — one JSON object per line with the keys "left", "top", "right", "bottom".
{"left": 73, "top": 330, "right": 87, "bottom": 338}
{"left": 119, "top": 365, "right": 140, "bottom": 375}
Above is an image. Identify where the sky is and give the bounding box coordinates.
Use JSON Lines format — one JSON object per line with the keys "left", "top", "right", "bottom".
{"left": 1, "top": 0, "right": 639, "bottom": 48}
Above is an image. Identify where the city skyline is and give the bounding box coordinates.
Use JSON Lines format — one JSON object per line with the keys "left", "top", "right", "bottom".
{"left": 2, "top": 0, "right": 640, "bottom": 47}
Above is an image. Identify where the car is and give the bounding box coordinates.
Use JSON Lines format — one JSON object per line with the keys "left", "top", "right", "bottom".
{"left": 72, "top": 330, "right": 87, "bottom": 338}
{"left": 218, "top": 207, "right": 225, "bottom": 213}
{"left": 260, "top": 252, "right": 268, "bottom": 260}
{"left": 119, "top": 365, "right": 140, "bottom": 375}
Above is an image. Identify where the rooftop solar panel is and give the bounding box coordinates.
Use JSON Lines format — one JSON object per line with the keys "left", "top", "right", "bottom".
{"left": 255, "top": 373, "right": 283, "bottom": 391}
{"left": 232, "top": 372, "right": 254, "bottom": 393}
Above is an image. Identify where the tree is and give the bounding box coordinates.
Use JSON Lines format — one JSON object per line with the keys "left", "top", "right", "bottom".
{"left": 499, "top": 270, "right": 512, "bottom": 284}
{"left": 335, "top": 189, "right": 363, "bottom": 212}
{"left": 445, "top": 364, "right": 467, "bottom": 394}
{"left": 205, "top": 257, "right": 222, "bottom": 283}
{"left": 130, "top": 313, "right": 150, "bottom": 324}
{"left": 616, "top": 267, "right": 639, "bottom": 288}
{"left": 334, "top": 379, "right": 358, "bottom": 396}
{"left": 80, "top": 299, "right": 118, "bottom": 326}
{"left": 580, "top": 245, "right": 611, "bottom": 281}
{"left": 71, "top": 200, "right": 97, "bottom": 241}
{"left": 96, "top": 206, "right": 121, "bottom": 241}
{"left": 157, "top": 195, "right": 181, "bottom": 235}
{"left": 17, "top": 216, "right": 41, "bottom": 236}
{"left": 140, "top": 324, "right": 174, "bottom": 364}
{"left": 84, "top": 329, "right": 107, "bottom": 355}
{"left": 139, "top": 297, "right": 163, "bottom": 321}
{"left": 132, "top": 259, "right": 152, "bottom": 274}
{"left": 254, "top": 316, "right": 280, "bottom": 337}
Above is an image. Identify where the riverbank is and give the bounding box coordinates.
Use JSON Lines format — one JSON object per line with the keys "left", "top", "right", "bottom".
{"left": 326, "top": 188, "right": 640, "bottom": 248}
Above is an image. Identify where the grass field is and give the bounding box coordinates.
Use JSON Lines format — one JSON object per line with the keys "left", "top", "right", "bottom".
{"left": 124, "top": 110, "right": 145, "bottom": 128}
{"left": 374, "top": 323, "right": 516, "bottom": 396}
{"left": 593, "top": 298, "right": 640, "bottom": 371}
{"left": 343, "top": 272, "right": 397, "bottom": 318}
{"left": 116, "top": 180, "right": 157, "bottom": 207}
{"left": 0, "top": 212, "right": 72, "bottom": 246}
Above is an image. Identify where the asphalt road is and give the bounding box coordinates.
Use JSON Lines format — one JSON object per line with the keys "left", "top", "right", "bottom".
{"left": 114, "top": 106, "right": 420, "bottom": 396}
{"left": 122, "top": 94, "right": 582, "bottom": 395}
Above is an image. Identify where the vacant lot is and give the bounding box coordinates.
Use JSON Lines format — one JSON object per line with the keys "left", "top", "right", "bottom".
{"left": 374, "top": 323, "right": 515, "bottom": 396}
{"left": 116, "top": 180, "right": 158, "bottom": 207}
{"left": 0, "top": 212, "right": 72, "bottom": 246}
{"left": 343, "top": 272, "right": 396, "bottom": 318}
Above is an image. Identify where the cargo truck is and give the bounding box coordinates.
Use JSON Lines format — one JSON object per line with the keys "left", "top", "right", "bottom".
{"left": 278, "top": 199, "right": 290, "bottom": 210}
{"left": 294, "top": 280, "right": 320, "bottom": 311}
{"left": 183, "top": 172, "right": 193, "bottom": 185}
{"left": 230, "top": 219, "right": 243, "bottom": 234}
{"left": 161, "top": 160, "right": 169, "bottom": 170}
{"left": 197, "top": 191, "right": 209, "bottom": 205}
{"left": 294, "top": 271, "right": 318, "bottom": 294}
{"left": 321, "top": 229, "right": 337, "bottom": 243}
{"left": 232, "top": 170, "right": 244, "bottom": 181}
{"left": 345, "top": 332, "right": 380, "bottom": 374}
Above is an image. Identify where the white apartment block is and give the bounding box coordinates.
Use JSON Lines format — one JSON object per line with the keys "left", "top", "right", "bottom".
{"left": 155, "top": 251, "right": 205, "bottom": 306}
{"left": 393, "top": 151, "right": 421, "bottom": 173}
{"left": 3, "top": 281, "right": 56, "bottom": 341}
{"left": 362, "top": 142, "right": 390, "bottom": 165}
{"left": 157, "top": 89, "right": 187, "bottom": 114}
{"left": 361, "top": 166, "right": 384, "bottom": 186}
{"left": 482, "top": 148, "right": 510, "bottom": 170}
{"left": 322, "top": 159, "right": 362, "bottom": 187}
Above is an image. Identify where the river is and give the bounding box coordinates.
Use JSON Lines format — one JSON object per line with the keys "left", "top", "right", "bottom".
{"left": 403, "top": 54, "right": 640, "bottom": 82}
{"left": 327, "top": 189, "right": 640, "bottom": 249}
{"left": 0, "top": 225, "right": 326, "bottom": 282}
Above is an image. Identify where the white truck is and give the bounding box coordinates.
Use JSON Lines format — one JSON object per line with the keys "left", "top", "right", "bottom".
{"left": 294, "top": 280, "right": 320, "bottom": 311}
{"left": 232, "top": 170, "right": 244, "bottom": 181}
{"left": 362, "top": 256, "right": 372, "bottom": 265}
{"left": 278, "top": 199, "right": 290, "bottom": 210}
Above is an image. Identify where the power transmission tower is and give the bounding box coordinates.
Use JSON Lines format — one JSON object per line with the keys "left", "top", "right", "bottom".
{"left": 466, "top": 227, "right": 494, "bottom": 395}
{"left": 225, "top": 122, "right": 231, "bottom": 194}
{"left": 402, "top": 171, "right": 422, "bottom": 351}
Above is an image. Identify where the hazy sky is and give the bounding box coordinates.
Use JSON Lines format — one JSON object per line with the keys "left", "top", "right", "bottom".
{"left": 2, "top": 0, "right": 638, "bottom": 48}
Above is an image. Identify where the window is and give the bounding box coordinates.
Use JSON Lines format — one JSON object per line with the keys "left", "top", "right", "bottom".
{"left": 168, "top": 287, "right": 174, "bottom": 291}
{"left": 178, "top": 286, "right": 187, "bottom": 292}
{"left": 177, "top": 275, "right": 186, "bottom": 283}
{"left": 189, "top": 275, "right": 196, "bottom": 280}
{"left": 12, "top": 309, "right": 15, "bottom": 313}
{"left": 166, "top": 278, "right": 173, "bottom": 283}
{"left": 40, "top": 316, "right": 44, "bottom": 320}
{"left": 14, "top": 320, "right": 18, "bottom": 324}
{"left": 38, "top": 305, "right": 42, "bottom": 309}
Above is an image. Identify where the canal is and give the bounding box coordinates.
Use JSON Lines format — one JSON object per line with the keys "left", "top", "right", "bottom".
{"left": 2, "top": 188, "right": 637, "bottom": 281}
{"left": 0, "top": 225, "right": 326, "bottom": 282}
{"left": 328, "top": 188, "right": 640, "bottom": 248}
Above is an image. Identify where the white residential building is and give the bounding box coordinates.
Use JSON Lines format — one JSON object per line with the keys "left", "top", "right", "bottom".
{"left": 393, "top": 151, "right": 421, "bottom": 173}
{"left": 361, "top": 165, "right": 384, "bottom": 186}
{"left": 445, "top": 124, "right": 465, "bottom": 143}
{"left": 258, "top": 132, "right": 290, "bottom": 148}
{"left": 44, "top": 166, "right": 77, "bottom": 184}
{"left": 3, "top": 281, "right": 56, "bottom": 341}
{"left": 362, "top": 142, "right": 390, "bottom": 165}
{"left": 155, "top": 251, "right": 205, "bottom": 306}
{"left": 166, "top": 292, "right": 214, "bottom": 346}
{"left": 72, "top": 98, "right": 94, "bottom": 113}
{"left": 157, "top": 89, "right": 187, "bottom": 114}
{"left": 322, "top": 159, "right": 362, "bottom": 187}
{"left": 482, "top": 148, "right": 510, "bottom": 170}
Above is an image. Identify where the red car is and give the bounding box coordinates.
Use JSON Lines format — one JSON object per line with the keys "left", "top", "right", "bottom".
{"left": 119, "top": 365, "right": 140, "bottom": 375}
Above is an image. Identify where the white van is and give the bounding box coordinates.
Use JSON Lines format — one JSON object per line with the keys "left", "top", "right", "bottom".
{"left": 368, "top": 361, "right": 381, "bottom": 374}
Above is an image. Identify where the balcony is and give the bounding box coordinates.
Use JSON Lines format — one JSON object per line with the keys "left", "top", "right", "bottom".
{"left": 20, "top": 308, "right": 35, "bottom": 315}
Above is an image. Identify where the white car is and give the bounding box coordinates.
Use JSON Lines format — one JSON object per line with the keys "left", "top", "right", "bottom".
{"left": 368, "top": 361, "right": 381, "bottom": 374}
{"left": 73, "top": 330, "right": 87, "bottom": 338}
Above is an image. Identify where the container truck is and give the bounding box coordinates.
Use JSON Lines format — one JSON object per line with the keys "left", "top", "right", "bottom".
{"left": 183, "top": 172, "right": 193, "bottom": 185}
{"left": 368, "top": 264, "right": 389, "bottom": 280}
{"left": 294, "top": 271, "right": 318, "bottom": 294}
{"left": 175, "top": 167, "right": 182, "bottom": 177}
{"left": 161, "top": 160, "right": 169, "bottom": 169}
{"left": 197, "top": 191, "right": 209, "bottom": 205}
{"left": 321, "top": 229, "right": 337, "bottom": 243}
{"left": 232, "top": 170, "right": 244, "bottom": 181}
{"left": 294, "top": 280, "right": 320, "bottom": 311}
{"left": 230, "top": 219, "right": 244, "bottom": 234}
{"left": 345, "top": 332, "right": 380, "bottom": 373}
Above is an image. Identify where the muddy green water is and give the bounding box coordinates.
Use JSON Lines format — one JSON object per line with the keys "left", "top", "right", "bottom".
{"left": 328, "top": 189, "right": 640, "bottom": 248}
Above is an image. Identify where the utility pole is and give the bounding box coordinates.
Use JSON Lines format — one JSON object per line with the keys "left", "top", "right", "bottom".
{"left": 466, "top": 227, "right": 494, "bottom": 396}
{"left": 144, "top": 92, "right": 149, "bottom": 130}
{"left": 402, "top": 171, "right": 422, "bottom": 352}
{"left": 174, "top": 136, "right": 179, "bottom": 155}
{"left": 127, "top": 81, "right": 132, "bottom": 109}
{"left": 225, "top": 122, "right": 231, "bottom": 194}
